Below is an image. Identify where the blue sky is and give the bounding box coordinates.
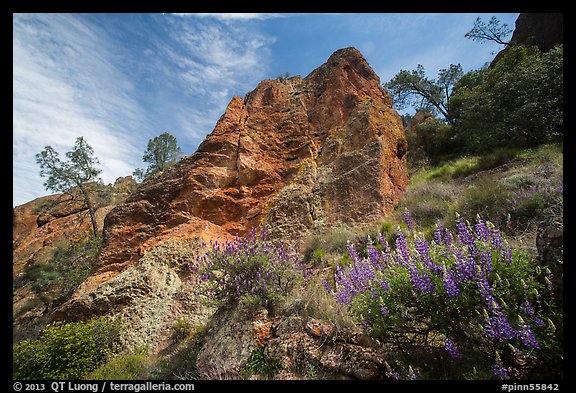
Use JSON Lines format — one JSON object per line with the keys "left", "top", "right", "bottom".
{"left": 13, "top": 12, "right": 519, "bottom": 207}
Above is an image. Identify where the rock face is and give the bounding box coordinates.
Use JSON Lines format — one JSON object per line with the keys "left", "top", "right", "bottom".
{"left": 12, "top": 177, "right": 137, "bottom": 341}
{"left": 491, "top": 13, "right": 563, "bottom": 67}
{"left": 53, "top": 48, "right": 407, "bottom": 345}
{"left": 61, "top": 47, "right": 407, "bottom": 308}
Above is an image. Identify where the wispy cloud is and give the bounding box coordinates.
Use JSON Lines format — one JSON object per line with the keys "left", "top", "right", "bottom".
{"left": 169, "top": 13, "right": 285, "bottom": 21}
{"left": 13, "top": 13, "right": 279, "bottom": 207}
{"left": 13, "top": 13, "right": 147, "bottom": 206}
{"left": 159, "top": 15, "right": 276, "bottom": 112}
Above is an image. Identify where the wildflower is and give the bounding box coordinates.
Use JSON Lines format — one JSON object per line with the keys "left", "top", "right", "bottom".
{"left": 519, "top": 323, "right": 540, "bottom": 350}
{"left": 403, "top": 208, "right": 415, "bottom": 232}
{"left": 474, "top": 215, "right": 489, "bottom": 243}
{"left": 408, "top": 365, "right": 418, "bottom": 380}
{"left": 380, "top": 301, "right": 390, "bottom": 317}
{"left": 415, "top": 235, "right": 442, "bottom": 276}
{"left": 433, "top": 221, "right": 444, "bottom": 245}
{"left": 384, "top": 361, "right": 400, "bottom": 380}
{"left": 455, "top": 213, "right": 474, "bottom": 246}
{"left": 444, "top": 338, "right": 463, "bottom": 359}
{"left": 484, "top": 310, "right": 518, "bottom": 341}
{"left": 321, "top": 277, "right": 332, "bottom": 293}
{"left": 493, "top": 352, "right": 509, "bottom": 380}
{"left": 442, "top": 265, "right": 461, "bottom": 298}
{"left": 395, "top": 230, "right": 411, "bottom": 266}
{"left": 409, "top": 266, "right": 435, "bottom": 294}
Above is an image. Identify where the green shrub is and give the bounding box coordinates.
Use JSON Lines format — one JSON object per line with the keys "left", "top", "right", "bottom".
{"left": 13, "top": 317, "right": 122, "bottom": 380}
{"left": 88, "top": 348, "right": 148, "bottom": 380}
{"left": 241, "top": 345, "right": 278, "bottom": 379}
{"left": 171, "top": 319, "right": 192, "bottom": 339}
{"left": 456, "top": 178, "right": 512, "bottom": 229}
{"left": 23, "top": 235, "right": 101, "bottom": 304}
{"left": 193, "top": 228, "right": 305, "bottom": 310}
{"left": 451, "top": 45, "right": 563, "bottom": 153}
{"left": 324, "top": 210, "right": 562, "bottom": 379}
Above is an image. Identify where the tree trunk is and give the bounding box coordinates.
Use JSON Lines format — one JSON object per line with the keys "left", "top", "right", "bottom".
{"left": 79, "top": 185, "right": 99, "bottom": 238}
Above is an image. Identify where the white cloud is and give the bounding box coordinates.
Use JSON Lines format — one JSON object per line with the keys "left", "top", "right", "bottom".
{"left": 169, "top": 13, "right": 285, "bottom": 21}
{"left": 159, "top": 16, "right": 276, "bottom": 117}
{"left": 13, "top": 14, "right": 147, "bottom": 206}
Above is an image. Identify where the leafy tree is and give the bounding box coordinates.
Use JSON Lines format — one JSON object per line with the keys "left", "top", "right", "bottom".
{"left": 384, "top": 64, "right": 463, "bottom": 125}
{"left": 134, "top": 132, "right": 182, "bottom": 181}
{"left": 465, "top": 16, "right": 513, "bottom": 46}
{"left": 36, "top": 137, "right": 102, "bottom": 237}
{"left": 451, "top": 45, "right": 563, "bottom": 152}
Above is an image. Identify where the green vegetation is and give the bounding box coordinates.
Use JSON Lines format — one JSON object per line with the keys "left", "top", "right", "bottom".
{"left": 35, "top": 136, "right": 103, "bottom": 237}
{"left": 451, "top": 45, "right": 563, "bottom": 153}
{"left": 15, "top": 17, "right": 562, "bottom": 381}
{"left": 13, "top": 317, "right": 122, "bottom": 380}
{"left": 241, "top": 345, "right": 278, "bottom": 379}
{"left": 22, "top": 235, "right": 102, "bottom": 306}
{"left": 88, "top": 348, "right": 149, "bottom": 380}
{"left": 133, "top": 132, "right": 183, "bottom": 182}
{"left": 193, "top": 229, "right": 306, "bottom": 310}
{"left": 390, "top": 44, "right": 563, "bottom": 160}
{"left": 323, "top": 211, "right": 561, "bottom": 379}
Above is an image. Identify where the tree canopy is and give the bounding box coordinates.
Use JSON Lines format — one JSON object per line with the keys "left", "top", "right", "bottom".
{"left": 133, "top": 132, "right": 183, "bottom": 182}
{"left": 384, "top": 64, "right": 462, "bottom": 125}
{"left": 35, "top": 137, "right": 102, "bottom": 237}
{"left": 464, "top": 16, "right": 513, "bottom": 46}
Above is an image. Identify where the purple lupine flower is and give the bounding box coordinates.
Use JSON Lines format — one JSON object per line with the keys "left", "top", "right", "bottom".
{"left": 395, "top": 230, "right": 411, "bottom": 266}
{"left": 480, "top": 249, "right": 493, "bottom": 276}
{"left": 367, "top": 242, "right": 384, "bottom": 271}
{"left": 378, "top": 277, "right": 390, "bottom": 292}
{"left": 387, "top": 369, "right": 401, "bottom": 380}
{"left": 519, "top": 323, "right": 540, "bottom": 350}
{"left": 403, "top": 208, "right": 415, "bottom": 232}
{"left": 477, "top": 275, "right": 499, "bottom": 311}
{"left": 455, "top": 214, "right": 474, "bottom": 246}
{"left": 520, "top": 300, "right": 534, "bottom": 316}
{"left": 414, "top": 235, "right": 442, "bottom": 276}
{"left": 409, "top": 266, "right": 435, "bottom": 294}
{"left": 346, "top": 241, "right": 362, "bottom": 264}
{"left": 322, "top": 277, "right": 332, "bottom": 293}
{"left": 493, "top": 354, "right": 509, "bottom": 380}
{"left": 443, "top": 266, "right": 461, "bottom": 298}
{"left": 379, "top": 234, "right": 391, "bottom": 254}
{"left": 433, "top": 222, "right": 444, "bottom": 245}
{"left": 474, "top": 216, "right": 489, "bottom": 243}
{"left": 380, "top": 302, "right": 390, "bottom": 317}
{"left": 488, "top": 223, "right": 503, "bottom": 253}
{"left": 443, "top": 229, "right": 453, "bottom": 247}
{"left": 444, "top": 338, "right": 462, "bottom": 359}
{"left": 484, "top": 311, "right": 518, "bottom": 341}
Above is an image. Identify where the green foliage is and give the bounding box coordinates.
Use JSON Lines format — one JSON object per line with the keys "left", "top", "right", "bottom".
{"left": 194, "top": 229, "right": 305, "bottom": 310}
{"left": 456, "top": 178, "right": 513, "bottom": 229}
{"left": 88, "top": 348, "right": 149, "bottom": 380}
{"left": 23, "top": 236, "right": 101, "bottom": 305}
{"left": 134, "top": 132, "right": 182, "bottom": 182}
{"left": 465, "top": 16, "right": 512, "bottom": 45}
{"left": 171, "top": 319, "right": 192, "bottom": 339}
{"left": 242, "top": 345, "right": 278, "bottom": 379}
{"left": 35, "top": 136, "right": 102, "bottom": 236}
{"left": 13, "top": 317, "right": 122, "bottom": 380}
{"left": 451, "top": 45, "right": 563, "bottom": 153}
{"left": 384, "top": 64, "right": 462, "bottom": 124}
{"left": 328, "top": 213, "right": 562, "bottom": 379}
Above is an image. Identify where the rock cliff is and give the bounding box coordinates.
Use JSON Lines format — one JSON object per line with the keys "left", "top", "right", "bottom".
{"left": 56, "top": 47, "right": 407, "bottom": 324}
{"left": 15, "top": 48, "right": 408, "bottom": 354}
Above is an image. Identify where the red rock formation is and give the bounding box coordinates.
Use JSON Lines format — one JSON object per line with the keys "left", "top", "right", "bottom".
{"left": 59, "top": 47, "right": 408, "bottom": 317}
